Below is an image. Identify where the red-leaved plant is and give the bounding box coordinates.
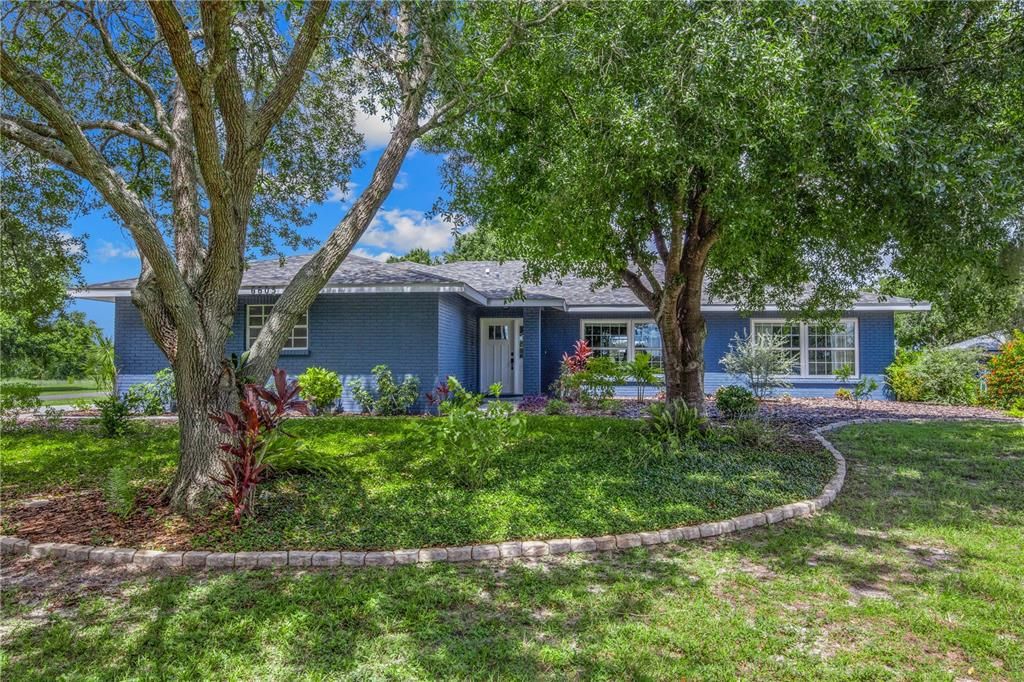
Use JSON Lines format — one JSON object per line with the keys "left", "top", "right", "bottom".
{"left": 562, "top": 339, "right": 592, "bottom": 373}
{"left": 209, "top": 368, "right": 309, "bottom": 526}
{"left": 425, "top": 380, "right": 452, "bottom": 407}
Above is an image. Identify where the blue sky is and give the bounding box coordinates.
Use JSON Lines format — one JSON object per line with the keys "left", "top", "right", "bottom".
{"left": 71, "top": 118, "right": 454, "bottom": 337}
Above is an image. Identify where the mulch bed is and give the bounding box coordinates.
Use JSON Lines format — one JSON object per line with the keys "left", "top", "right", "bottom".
{"left": 3, "top": 486, "right": 214, "bottom": 551}
{"left": 751, "top": 398, "right": 1014, "bottom": 432}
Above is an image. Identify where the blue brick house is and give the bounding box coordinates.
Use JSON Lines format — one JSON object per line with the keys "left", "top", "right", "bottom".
{"left": 75, "top": 255, "right": 929, "bottom": 408}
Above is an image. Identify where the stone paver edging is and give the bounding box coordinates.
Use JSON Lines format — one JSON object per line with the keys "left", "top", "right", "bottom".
{"left": 0, "top": 418, "right": 921, "bottom": 570}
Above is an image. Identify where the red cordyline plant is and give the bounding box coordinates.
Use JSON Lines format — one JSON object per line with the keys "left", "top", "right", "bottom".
{"left": 425, "top": 380, "right": 452, "bottom": 407}
{"left": 562, "top": 339, "right": 592, "bottom": 373}
{"left": 209, "top": 368, "right": 309, "bottom": 526}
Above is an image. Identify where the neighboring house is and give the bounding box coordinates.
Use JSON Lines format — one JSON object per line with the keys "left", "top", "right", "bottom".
{"left": 73, "top": 255, "right": 930, "bottom": 408}
{"left": 944, "top": 332, "right": 1010, "bottom": 356}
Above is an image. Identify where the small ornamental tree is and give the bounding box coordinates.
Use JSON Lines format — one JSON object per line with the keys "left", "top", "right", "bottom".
{"left": 437, "top": 1, "right": 1024, "bottom": 414}
{"left": 986, "top": 330, "right": 1024, "bottom": 411}
{"left": 720, "top": 333, "right": 794, "bottom": 399}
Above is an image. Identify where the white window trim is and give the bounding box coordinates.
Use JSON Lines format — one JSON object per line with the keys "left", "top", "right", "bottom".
{"left": 245, "top": 304, "right": 309, "bottom": 351}
{"left": 750, "top": 318, "right": 859, "bottom": 380}
{"left": 579, "top": 319, "right": 665, "bottom": 369}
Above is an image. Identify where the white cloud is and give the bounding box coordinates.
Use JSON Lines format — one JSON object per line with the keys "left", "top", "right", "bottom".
{"left": 59, "top": 231, "right": 84, "bottom": 256}
{"left": 327, "top": 181, "right": 357, "bottom": 203}
{"left": 352, "top": 248, "right": 396, "bottom": 262}
{"left": 355, "top": 108, "right": 394, "bottom": 150}
{"left": 95, "top": 240, "right": 140, "bottom": 261}
{"left": 358, "top": 208, "right": 456, "bottom": 254}
{"left": 393, "top": 171, "right": 409, "bottom": 191}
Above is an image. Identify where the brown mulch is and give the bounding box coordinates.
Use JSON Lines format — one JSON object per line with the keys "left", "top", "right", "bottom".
{"left": 750, "top": 398, "right": 1015, "bottom": 432}
{"left": 3, "top": 486, "right": 215, "bottom": 551}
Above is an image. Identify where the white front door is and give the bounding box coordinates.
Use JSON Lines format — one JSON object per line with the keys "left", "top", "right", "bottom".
{"left": 480, "top": 318, "right": 521, "bottom": 395}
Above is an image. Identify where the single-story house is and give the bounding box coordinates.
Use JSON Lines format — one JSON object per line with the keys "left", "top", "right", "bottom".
{"left": 74, "top": 255, "right": 930, "bottom": 408}
{"left": 944, "top": 332, "right": 1009, "bottom": 356}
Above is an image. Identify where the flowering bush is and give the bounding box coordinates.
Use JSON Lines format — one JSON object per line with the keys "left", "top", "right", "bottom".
{"left": 209, "top": 368, "right": 308, "bottom": 525}
{"left": 985, "top": 330, "right": 1024, "bottom": 411}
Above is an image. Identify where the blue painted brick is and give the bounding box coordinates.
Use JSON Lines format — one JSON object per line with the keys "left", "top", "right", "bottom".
{"left": 113, "top": 296, "right": 897, "bottom": 403}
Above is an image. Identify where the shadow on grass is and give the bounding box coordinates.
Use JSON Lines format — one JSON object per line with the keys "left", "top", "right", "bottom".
{"left": 3, "top": 420, "right": 1021, "bottom": 679}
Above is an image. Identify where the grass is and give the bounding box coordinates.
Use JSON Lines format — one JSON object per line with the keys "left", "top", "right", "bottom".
{"left": 1, "top": 416, "right": 834, "bottom": 550}
{"left": 0, "top": 378, "right": 102, "bottom": 395}
{"left": 1, "top": 419, "right": 1020, "bottom": 679}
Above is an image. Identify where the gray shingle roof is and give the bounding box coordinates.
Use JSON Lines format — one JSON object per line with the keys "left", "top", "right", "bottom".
{"left": 83, "top": 254, "right": 927, "bottom": 309}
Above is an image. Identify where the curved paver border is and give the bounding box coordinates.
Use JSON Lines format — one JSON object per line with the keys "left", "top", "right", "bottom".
{"left": 6, "top": 416, "right": 996, "bottom": 570}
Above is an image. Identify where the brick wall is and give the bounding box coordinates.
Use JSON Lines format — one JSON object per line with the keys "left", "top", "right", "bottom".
{"left": 541, "top": 309, "right": 895, "bottom": 399}
{"left": 115, "top": 293, "right": 443, "bottom": 411}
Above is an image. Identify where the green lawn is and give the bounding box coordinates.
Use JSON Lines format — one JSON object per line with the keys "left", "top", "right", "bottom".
{"left": 1, "top": 420, "right": 1020, "bottom": 679}
{"left": 1, "top": 416, "right": 833, "bottom": 550}
{"left": 0, "top": 378, "right": 102, "bottom": 395}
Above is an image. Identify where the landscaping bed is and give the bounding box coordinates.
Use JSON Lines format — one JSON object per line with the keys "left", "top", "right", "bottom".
{"left": 2, "top": 419, "right": 1021, "bottom": 680}
{"left": 1, "top": 416, "right": 834, "bottom": 552}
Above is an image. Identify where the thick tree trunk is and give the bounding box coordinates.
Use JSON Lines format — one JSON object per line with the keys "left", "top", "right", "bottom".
{"left": 162, "top": 338, "right": 238, "bottom": 512}
{"left": 658, "top": 301, "right": 708, "bottom": 414}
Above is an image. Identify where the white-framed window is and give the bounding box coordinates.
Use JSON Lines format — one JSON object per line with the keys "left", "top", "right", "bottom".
{"left": 750, "top": 318, "right": 859, "bottom": 378}
{"left": 806, "top": 321, "right": 857, "bottom": 376}
{"left": 580, "top": 320, "right": 664, "bottom": 369}
{"left": 246, "top": 304, "right": 308, "bottom": 351}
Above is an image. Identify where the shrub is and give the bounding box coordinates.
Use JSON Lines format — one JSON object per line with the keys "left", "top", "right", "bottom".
{"left": 544, "top": 398, "right": 569, "bottom": 415}
{"left": 985, "top": 330, "right": 1024, "bottom": 410}
{"left": 349, "top": 365, "right": 419, "bottom": 416}
{"left": 297, "top": 367, "right": 343, "bottom": 414}
{"left": 0, "top": 382, "right": 41, "bottom": 428}
{"left": 624, "top": 352, "right": 661, "bottom": 403}
{"left": 517, "top": 395, "right": 549, "bottom": 413}
{"left": 104, "top": 465, "right": 136, "bottom": 518}
{"left": 562, "top": 355, "right": 623, "bottom": 406}
{"left": 123, "top": 369, "right": 175, "bottom": 416}
{"left": 95, "top": 394, "right": 132, "bottom": 437}
{"left": 209, "top": 368, "right": 309, "bottom": 525}
{"left": 851, "top": 376, "right": 879, "bottom": 408}
{"left": 885, "top": 348, "right": 983, "bottom": 405}
{"left": 720, "top": 333, "right": 794, "bottom": 398}
{"left": 835, "top": 388, "right": 853, "bottom": 401}
{"left": 646, "top": 398, "right": 709, "bottom": 443}
{"left": 562, "top": 339, "right": 592, "bottom": 373}
{"left": 714, "top": 385, "right": 758, "bottom": 419}
{"left": 726, "top": 418, "right": 784, "bottom": 450}
{"left": 126, "top": 383, "right": 164, "bottom": 416}
{"left": 430, "top": 379, "right": 525, "bottom": 489}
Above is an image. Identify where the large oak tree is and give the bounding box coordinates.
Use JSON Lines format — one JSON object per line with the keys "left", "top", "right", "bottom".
{"left": 1, "top": 0, "right": 561, "bottom": 510}
{"left": 436, "top": 0, "right": 1024, "bottom": 410}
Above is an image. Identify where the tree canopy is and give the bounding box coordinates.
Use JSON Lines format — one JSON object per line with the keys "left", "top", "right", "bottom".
{"left": 437, "top": 0, "right": 1024, "bottom": 406}
{"left": 1, "top": 0, "right": 563, "bottom": 509}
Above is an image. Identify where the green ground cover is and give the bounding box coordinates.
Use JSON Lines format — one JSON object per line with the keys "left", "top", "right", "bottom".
{"left": 1, "top": 420, "right": 1020, "bottom": 679}
{"left": 1, "top": 416, "right": 833, "bottom": 550}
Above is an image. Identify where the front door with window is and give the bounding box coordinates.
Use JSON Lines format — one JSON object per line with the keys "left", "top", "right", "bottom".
{"left": 480, "top": 318, "right": 521, "bottom": 395}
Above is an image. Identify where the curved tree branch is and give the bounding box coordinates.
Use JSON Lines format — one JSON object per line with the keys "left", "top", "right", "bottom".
{"left": 250, "top": 0, "right": 330, "bottom": 145}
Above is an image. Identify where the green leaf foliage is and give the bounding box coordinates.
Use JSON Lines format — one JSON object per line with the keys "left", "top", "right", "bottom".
{"left": 437, "top": 1, "right": 1024, "bottom": 315}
